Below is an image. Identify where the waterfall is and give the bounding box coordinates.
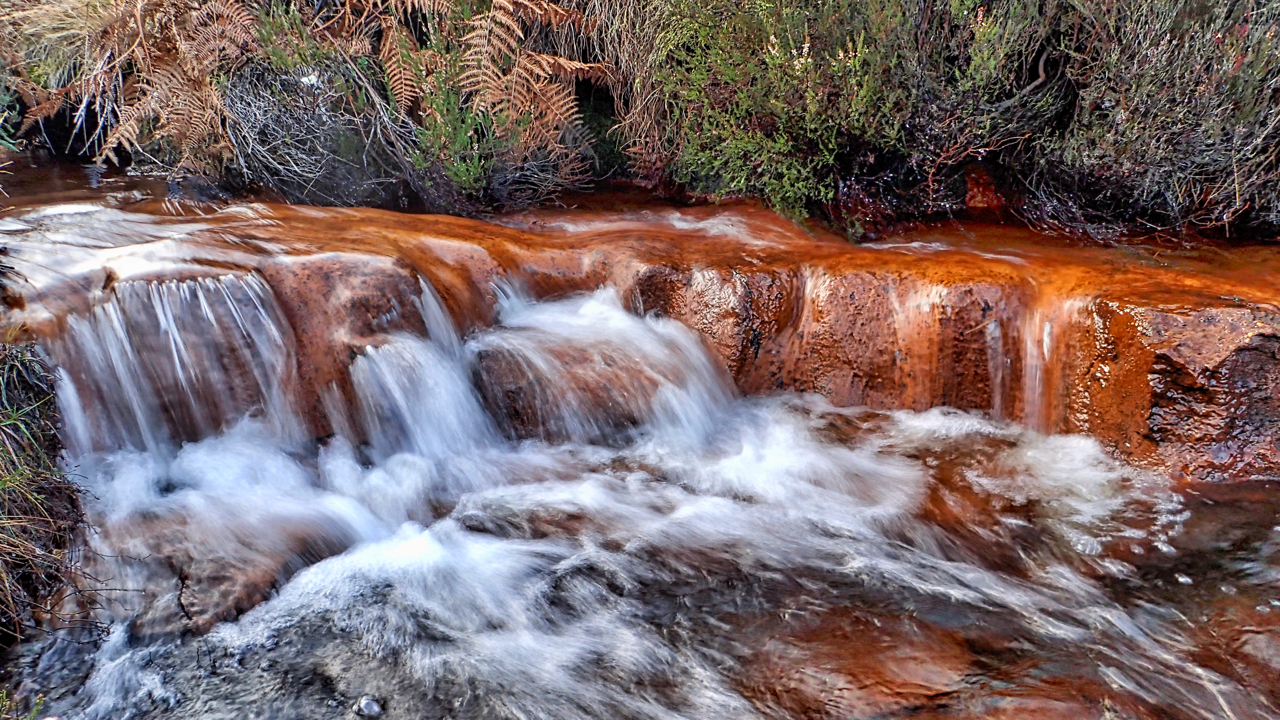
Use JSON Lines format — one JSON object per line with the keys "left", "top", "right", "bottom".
{"left": 1, "top": 201, "right": 1273, "bottom": 720}
{"left": 48, "top": 274, "right": 303, "bottom": 457}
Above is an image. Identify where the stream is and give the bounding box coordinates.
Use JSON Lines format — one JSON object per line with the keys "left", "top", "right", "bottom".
{"left": 3, "top": 165, "right": 1280, "bottom": 719}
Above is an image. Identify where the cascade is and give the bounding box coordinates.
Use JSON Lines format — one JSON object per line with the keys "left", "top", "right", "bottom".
{"left": 2, "top": 196, "right": 1280, "bottom": 719}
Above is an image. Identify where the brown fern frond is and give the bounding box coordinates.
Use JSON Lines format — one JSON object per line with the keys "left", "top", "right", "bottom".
{"left": 339, "top": 34, "right": 375, "bottom": 57}
{"left": 534, "top": 78, "right": 580, "bottom": 128}
{"left": 379, "top": 16, "right": 422, "bottom": 114}
{"left": 192, "top": 0, "right": 259, "bottom": 47}
{"left": 512, "top": 77, "right": 579, "bottom": 153}
{"left": 504, "top": 53, "right": 553, "bottom": 115}
{"left": 97, "top": 61, "right": 198, "bottom": 162}
{"left": 7, "top": 77, "right": 49, "bottom": 108}
{"left": 510, "top": 0, "right": 586, "bottom": 30}
{"left": 179, "top": 85, "right": 227, "bottom": 158}
{"left": 525, "top": 52, "right": 611, "bottom": 82}
{"left": 461, "top": 0, "right": 523, "bottom": 66}
{"left": 185, "top": 0, "right": 259, "bottom": 69}
{"left": 459, "top": 0, "right": 529, "bottom": 118}
{"left": 19, "top": 89, "right": 69, "bottom": 134}
{"left": 391, "top": 0, "right": 454, "bottom": 17}
{"left": 418, "top": 48, "right": 445, "bottom": 74}
{"left": 310, "top": 17, "right": 376, "bottom": 57}
{"left": 461, "top": 63, "right": 511, "bottom": 114}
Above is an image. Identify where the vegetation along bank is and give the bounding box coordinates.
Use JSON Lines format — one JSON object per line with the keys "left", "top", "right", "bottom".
{"left": 1, "top": 0, "right": 1279, "bottom": 238}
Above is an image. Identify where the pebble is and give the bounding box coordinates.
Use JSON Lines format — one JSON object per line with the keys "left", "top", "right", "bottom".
{"left": 354, "top": 696, "right": 383, "bottom": 717}
{"left": 1241, "top": 632, "right": 1280, "bottom": 671}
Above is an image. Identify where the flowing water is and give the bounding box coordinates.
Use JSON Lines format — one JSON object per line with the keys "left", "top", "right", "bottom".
{"left": 4, "top": 170, "right": 1280, "bottom": 719}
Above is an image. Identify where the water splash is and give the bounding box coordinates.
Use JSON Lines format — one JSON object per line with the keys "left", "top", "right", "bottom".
{"left": 17, "top": 283, "right": 1278, "bottom": 720}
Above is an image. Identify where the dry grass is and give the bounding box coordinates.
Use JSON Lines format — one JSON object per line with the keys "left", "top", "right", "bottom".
{"left": 0, "top": 0, "right": 607, "bottom": 208}
{"left": 0, "top": 344, "right": 81, "bottom": 642}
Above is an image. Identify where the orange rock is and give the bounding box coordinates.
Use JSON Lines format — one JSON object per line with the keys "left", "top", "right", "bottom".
{"left": 9, "top": 199, "right": 1280, "bottom": 480}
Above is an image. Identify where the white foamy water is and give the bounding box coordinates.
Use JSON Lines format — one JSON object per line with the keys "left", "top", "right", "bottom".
{"left": 20, "top": 280, "right": 1273, "bottom": 720}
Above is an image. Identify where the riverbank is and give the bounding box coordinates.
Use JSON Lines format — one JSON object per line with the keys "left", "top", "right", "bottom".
{"left": 0, "top": 344, "right": 80, "bottom": 647}
{"left": 4, "top": 0, "right": 1280, "bottom": 239}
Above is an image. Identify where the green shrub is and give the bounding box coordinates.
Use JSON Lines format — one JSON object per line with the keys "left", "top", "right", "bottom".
{"left": 614, "top": 0, "right": 1280, "bottom": 235}
{"left": 7, "top": 0, "right": 1280, "bottom": 235}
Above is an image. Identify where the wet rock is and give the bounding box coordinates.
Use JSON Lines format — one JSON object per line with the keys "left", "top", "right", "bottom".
{"left": 1240, "top": 631, "right": 1280, "bottom": 671}
{"left": 1067, "top": 304, "right": 1280, "bottom": 481}
{"left": 259, "top": 252, "right": 427, "bottom": 437}
{"left": 10, "top": 200, "right": 1280, "bottom": 480}
{"left": 469, "top": 305, "right": 726, "bottom": 444}
{"left": 1144, "top": 308, "right": 1280, "bottom": 481}
{"left": 98, "top": 509, "right": 357, "bottom": 639}
{"left": 729, "top": 608, "right": 976, "bottom": 719}
{"left": 471, "top": 342, "right": 665, "bottom": 444}
{"left": 964, "top": 162, "right": 1006, "bottom": 217}
{"left": 354, "top": 696, "right": 383, "bottom": 717}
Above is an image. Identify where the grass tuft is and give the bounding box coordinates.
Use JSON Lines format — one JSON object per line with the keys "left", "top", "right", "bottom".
{"left": 0, "top": 344, "right": 81, "bottom": 644}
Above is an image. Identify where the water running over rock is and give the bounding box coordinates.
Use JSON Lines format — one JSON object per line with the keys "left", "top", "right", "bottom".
{"left": 3, "top": 193, "right": 1280, "bottom": 718}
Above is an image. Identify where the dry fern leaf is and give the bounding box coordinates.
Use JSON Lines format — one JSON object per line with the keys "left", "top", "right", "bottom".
{"left": 391, "top": 0, "right": 454, "bottom": 17}
{"left": 455, "top": 0, "right": 596, "bottom": 159}
{"left": 511, "top": 0, "right": 587, "bottom": 31}
{"left": 310, "top": 19, "right": 376, "bottom": 57}
{"left": 181, "top": 85, "right": 227, "bottom": 157}
{"left": 418, "top": 48, "right": 445, "bottom": 73}
{"left": 337, "top": 34, "right": 375, "bottom": 57}
{"left": 526, "top": 52, "right": 611, "bottom": 82}
{"left": 517, "top": 78, "right": 580, "bottom": 151}
{"left": 460, "top": 0, "right": 523, "bottom": 66}
{"left": 191, "top": 0, "right": 259, "bottom": 46}
{"left": 187, "top": 0, "right": 260, "bottom": 66}
{"left": 534, "top": 78, "right": 580, "bottom": 128}
{"left": 19, "top": 89, "right": 69, "bottom": 134}
{"left": 459, "top": 0, "right": 526, "bottom": 115}
{"left": 97, "top": 62, "right": 200, "bottom": 163}
{"left": 7, "top": 77, "right": 49, "bottom": 108}
{"left": 379, "top": 17, "right": 422, "bottom": 114}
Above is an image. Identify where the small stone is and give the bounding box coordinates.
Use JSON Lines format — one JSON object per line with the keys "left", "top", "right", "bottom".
{"left": 259, "top": 661, "right": 273, "bottom": 671}
{"left": 1242, "top": 632, "right": 1280, "bottom": 671}
{"left": 1176, "top": 573, "right": 1193, "bottom": 585}
{"left": 354, "top": 696, "right": 382, "bottom": 717}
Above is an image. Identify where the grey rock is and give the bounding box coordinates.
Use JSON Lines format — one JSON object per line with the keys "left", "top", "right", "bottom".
{"left": 353, "top": 696, "right": 382, "bottom": 717}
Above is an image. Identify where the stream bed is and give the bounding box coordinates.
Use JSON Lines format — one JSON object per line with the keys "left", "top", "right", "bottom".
{"left": 3, "top": 166, "right": 1280, "bottom": 719}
